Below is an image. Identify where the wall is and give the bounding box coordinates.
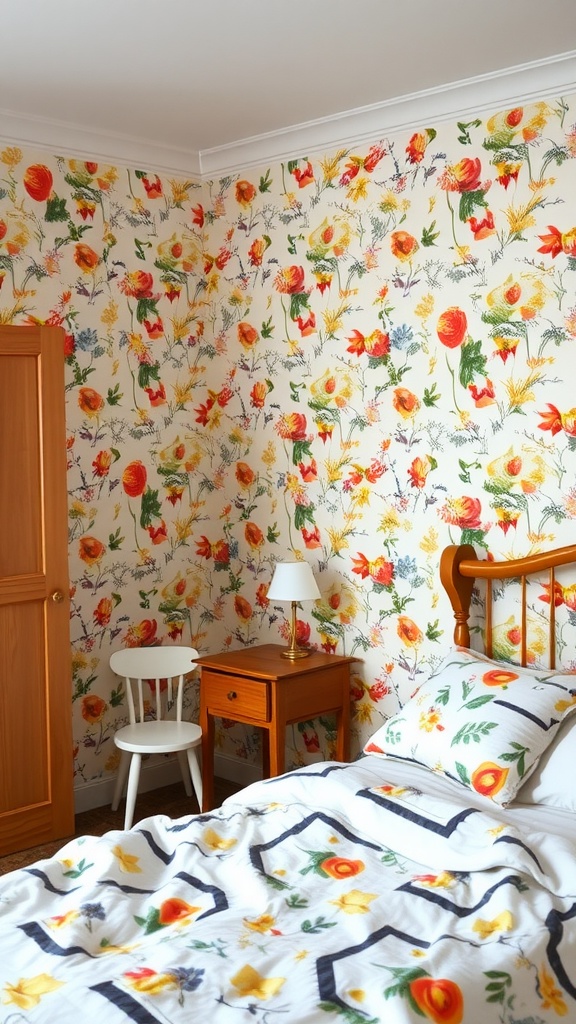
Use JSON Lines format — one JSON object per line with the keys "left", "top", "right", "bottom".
{"left": 1, "top": 91, "right": 576, "bottom": 803}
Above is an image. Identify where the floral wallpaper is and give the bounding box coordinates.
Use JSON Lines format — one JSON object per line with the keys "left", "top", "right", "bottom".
{"left": 1, "top": 90, "right": 576, "bottom": 793}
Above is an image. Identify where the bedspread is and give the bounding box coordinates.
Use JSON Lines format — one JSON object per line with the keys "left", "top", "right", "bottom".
{"left": 1, "top": 759, "right": 575, "bottom": 1023}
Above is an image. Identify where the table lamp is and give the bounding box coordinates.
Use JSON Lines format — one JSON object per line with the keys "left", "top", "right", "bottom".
{"left": 267, "top": 560, "right": 321, "bottom": 659}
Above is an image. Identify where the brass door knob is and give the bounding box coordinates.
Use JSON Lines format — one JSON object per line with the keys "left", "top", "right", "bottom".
{"left": 51, "top": 590, "right": 64, "bottom": 603}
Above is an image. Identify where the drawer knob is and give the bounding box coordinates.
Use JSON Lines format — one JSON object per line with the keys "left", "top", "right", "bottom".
{"left": 227, "top": 690, "right": 237, "bottom": 700}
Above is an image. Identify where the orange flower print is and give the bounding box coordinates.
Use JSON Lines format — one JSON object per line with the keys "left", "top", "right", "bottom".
{"left": 471, "top": 762, "right": 509, "bottom": 798}
{"left": 78, "top": 386, "right": 104, "bottom": 418}
{"left": 410, "top": 976, "right": 464, "bottom": 1024}
{"left": 346, "top": 329, "right": 390, "bottom": 359}
{"left": 234, "top": 594, "right": 252, "bottom": 622}
{"left": 469, "top": 379, "right": 495, "bottom": 407}
{"left": 275, "top": 412, "right": 308, "bottom": 441}
{"left": 537, "top": 225, "right": 576, "bottom": 259}
{"left": 393, "top": 387, "right": 420, "bottom": 419}
{"left": 74, "top": 243, "right": 100, "bottom": 272}
{"left": 237, "top": 321, "right": 259, "bottom": 350}
{"left": 94, "top": 597, "right": 113, "bottom": 626}
{"left": 321, "top": 857, "right": 365, "bottom": 879}
{"left": 158, "top": 897, "right": 197, "bottom": 925}
{"left": 248, "top": 237, "right": 270, "bottom": 266}
{"left": 440, "top": 156, "right": 483, "bottom": 193}
{"left": 408, "top": 455, "right": 435, "bottom": 489}
{"left": 250, "top": 381, "right": 269, "bottom": 409}
{"left": 351, "top": 553, "right": 394, "bottom": 586}
{"left": 119, "top": 270, "right": 155, "bottom": 298}
{"left": 235, "top": 179, "right": 257, "bottom": 206}
{"left": 236, "top": 461, "right": 256, "bottom": 488}
{"left": 468, "top": 210, "right": 496, "bottom": 240}
{"left": 439, "top": 495, "right": 482, "bottom": 530}
{"left": 482, "top": 668, "right": 519, "bottom": 686}
{"left": 122, "top": 460, "right": 147, "bottom": 497}
{"left": 81, "top": 694, "right": 108, "bottom": 724}
{"left": 390, "top": 230, "right": 418, "bottom": 261}
{"left": 79, "top": 535, "right": 106, "bottom": 565}
{"left": 436, "top": 307, "right": 468, "bottom": 348}
{"left": 397, "top": 616, "right": 423, "bottom": 647}
{"left": 302, "top": 525, "right": 322, "bottom": 549}
{"left": 406, "top": 132, "right": 428, "bottom": 164}
{"left": 147, "top": 521, "right": 168, "bottom": 545}
{"left": 141, "top": 174, "right": 163, "bottom": 199}
{"left": 245, "top": 521, "right": 264, "bottom": 550}
{"left": 291, "top": 160, "right": 314, "bottom": 188}
{"left": 23, "top": 163, "right": 53, "bottom": 201}
{"left": 92, "top": 450, "right": 112, "bottom": 477}
{"left": 273, "top": 265, "right": 306, "bottom": 294}
{"left": 123, "top": 618, "right": 158, "bottom": 647}
{"left": 538, "top": 404, "right": 576, "bottom": 438}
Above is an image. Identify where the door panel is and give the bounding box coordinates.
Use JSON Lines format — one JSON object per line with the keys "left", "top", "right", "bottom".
{"left": 0, "top": 325, "right": 74, "bottom": 854}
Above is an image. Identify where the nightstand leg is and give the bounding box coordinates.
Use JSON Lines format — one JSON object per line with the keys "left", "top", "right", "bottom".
{"left": 200, "top": 709, "right": 215, "bottom": 812}
{"left": 268, "top": 719, "right": 286, "bottom": 778}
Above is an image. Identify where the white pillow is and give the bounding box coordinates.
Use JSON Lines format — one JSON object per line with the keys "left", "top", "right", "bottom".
{"left": 364, "top": 647, "right": 576, "bottom": 806}
{"left": 516, "top": 715, "right": 576, "bottom": 811}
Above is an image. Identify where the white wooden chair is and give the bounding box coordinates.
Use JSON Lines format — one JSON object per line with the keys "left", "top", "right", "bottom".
{"left": 110, "top": 645, "right": 202, "bottom": 829}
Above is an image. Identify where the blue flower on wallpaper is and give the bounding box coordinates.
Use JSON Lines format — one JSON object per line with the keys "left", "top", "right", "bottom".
{"left": 75, "top": 328, "right": 100, "bottom": 352}
{"left": 390, "top": 324, "right": 413, "bottom": 349}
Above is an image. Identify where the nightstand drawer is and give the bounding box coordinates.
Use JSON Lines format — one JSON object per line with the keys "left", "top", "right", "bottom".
{"left": 203, "top": 671, "right": 270, "bottom": 722}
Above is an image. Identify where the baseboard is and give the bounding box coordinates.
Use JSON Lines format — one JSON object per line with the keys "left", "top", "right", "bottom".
{"left": 73, "top": 753, "right": 261, "bottom": 814}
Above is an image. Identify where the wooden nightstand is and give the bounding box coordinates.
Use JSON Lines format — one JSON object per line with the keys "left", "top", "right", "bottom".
{"left": 196, "top": 644, "right": 358, "bottom": 811}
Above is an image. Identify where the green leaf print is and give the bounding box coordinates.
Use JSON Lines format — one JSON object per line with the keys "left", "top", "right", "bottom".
{"left": 450, "top": 721, "right": 497, "bottom": 745}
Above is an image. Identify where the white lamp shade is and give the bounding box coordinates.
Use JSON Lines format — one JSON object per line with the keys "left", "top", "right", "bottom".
{"left": 267, "top": 561, "right": 321, "bottom": 602}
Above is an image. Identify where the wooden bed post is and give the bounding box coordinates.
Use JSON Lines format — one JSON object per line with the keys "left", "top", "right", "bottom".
{"left": 440, "top": 544, "right": 477, "bottom": 648}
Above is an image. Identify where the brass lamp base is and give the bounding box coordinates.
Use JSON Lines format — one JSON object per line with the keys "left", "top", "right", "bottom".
{"left": 280, "top": 601, "right": 312, "bottom": 659}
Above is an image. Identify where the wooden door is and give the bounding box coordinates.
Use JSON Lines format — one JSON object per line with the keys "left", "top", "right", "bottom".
{"left": 0, "top": 325, "right": 74, "bottom": 854}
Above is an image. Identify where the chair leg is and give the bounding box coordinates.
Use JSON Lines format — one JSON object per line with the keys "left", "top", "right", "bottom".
{"left": 111, "top": 750, "right": 131, "bottom": 811}
{"left": 186, "top": 746, "right": 203, "bottom": 812}
{"left": 177, "top": 750, "right": 193, "bottom": 797}
{"left": 124, "top": 752, "right": 142, "bottom": 830}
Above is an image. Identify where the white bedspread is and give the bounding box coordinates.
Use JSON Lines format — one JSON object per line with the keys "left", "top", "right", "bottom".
{"left": 0, "top": 757, "right": 574, "bottom": 1023}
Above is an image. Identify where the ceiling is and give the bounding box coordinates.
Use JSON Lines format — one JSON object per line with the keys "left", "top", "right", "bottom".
{"left": 1, "top": 0, "right": 576, "bottom": 177}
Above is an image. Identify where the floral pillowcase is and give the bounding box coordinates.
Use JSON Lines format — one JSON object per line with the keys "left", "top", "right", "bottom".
{"left": 364, "top": 647, "right": 576, "bottom": 806}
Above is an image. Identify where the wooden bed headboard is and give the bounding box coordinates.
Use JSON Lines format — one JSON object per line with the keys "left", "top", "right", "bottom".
{"left": 440, "top": 543, "right": 576, "bottom": 668}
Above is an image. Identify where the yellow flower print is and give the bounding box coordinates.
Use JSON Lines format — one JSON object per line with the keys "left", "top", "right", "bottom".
{"left": 3, "top": 973, "right": 64, "bottom": 1010}
{"left": 329, "top": 889, "right": 377, "bottom": 914}
{"left": 472, "top": 911, "right": 514, "bottom": 939}
{"left": 112, "top": 844, "right": 142, "bottom": 873}
{"left": 124, "top": 968, "right": 179, "bottom": 995}
{"left": 243, "top": 913, "right": 277, "bottom": 933}
{"left": 348, "top": 988, "right": 365, "bottom": 1002}
{"left": 203, "top": 827, "right": 237, "bottom": 851}
{"left": 230, "top": 964, "right": 286, "bottom": 1000}
{"left": 555, "top": 693, "right": 576, "bottom": 714}
{"left": 45, "top": 909, "right": 79, "bottom": 929}
{"left": 418, "top": 706, "right": 443, "bottom": 732}
{"left": 538, "top": 964, "right": 568, "bottom": 1016}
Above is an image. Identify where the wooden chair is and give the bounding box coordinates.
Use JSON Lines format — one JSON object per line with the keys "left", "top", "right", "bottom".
{"left": 110, "top": 646, "right": 202, "bottom": 829}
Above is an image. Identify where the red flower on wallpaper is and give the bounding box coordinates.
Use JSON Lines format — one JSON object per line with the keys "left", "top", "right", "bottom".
{"left": 439, "top": 496, "right": 482, "bottom": 530}
{"left": 436, "top": 307, "right": 468, "bottom": 348}
{"left": 538, "top": 404, "right": 576, "bottom": 437}
{"left": 79, "top": 536, "right": 106, "bottom": 565}
{"left": 537, "top": 225, "right": 576, "bottom": 258}
{"left": 93, "top": 597, "right": 113, "bottom": 626}
{"left": 81, "top": 694, "right": 108, "bottom": 724}
{"left": 351, "top": 553, "right": 394, "bottom": 586}
{"left": 273, "top": 265, "right": 306, "bottom": 294}
{"left": 440, "top": 156, "right": 483, "bottom": 193}
{"left": 123, "top": 619, "right": 158, "bottom": 647}
{"left": 74, "top": 243, "right": 100, "bottom": 272}
{"left": 23, "top": 163, "right": 53, "bottom": 202}
{"left": 92, "top": 450, "right": 112, "bottom": 477}
{"left": 235, "top": 179, "right": 257, "bottom": 206}
{"left": 119, "top": 270, "right": 155, "bottom": 299}
{"left": 275, "top": 412, "right": 308, "bottom": 441}
{"left": 122, "top": 461, "right": 147, "bottom": 497}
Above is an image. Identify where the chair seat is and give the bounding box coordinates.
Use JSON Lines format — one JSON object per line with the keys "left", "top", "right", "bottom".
{"left": 114, "top": 720, "right": 202, "bottom": 755}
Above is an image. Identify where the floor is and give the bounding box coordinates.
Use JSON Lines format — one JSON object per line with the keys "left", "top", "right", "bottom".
{"left": 0, "top": 777, "right": 241, "bottom": 875}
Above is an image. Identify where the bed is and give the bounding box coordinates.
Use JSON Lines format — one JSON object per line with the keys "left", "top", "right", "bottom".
{"left": 1, "top": 543, "right": 575, "bottom": 1023}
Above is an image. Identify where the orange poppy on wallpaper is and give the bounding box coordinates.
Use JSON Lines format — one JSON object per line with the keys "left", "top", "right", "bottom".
{"left": 79, "top": 535, "right": 106, "bottom": 565}
{"left": 471, "top": 761, "right": 509, "bottom": 798}
{"left": 78, "top": 386, "right": 105, "bottom": 417}
{"left": 119, "top": 270, "right": 155, "bottom": 298}
{"left": 273, "top": 265, "right": 306, "bottom": 294}
{"left": 236, "top": 461, "right": 256, "bottom": 488}
{"left": 410, "top": 976, "right": 463, "bottom": 1024}
{"left": 321, "top": 857, "right": 365, "bottom": 879}
{"left": 237, "top": 321, "right": 259, "bottom": 350}
{"left": 397, "top": 616, "right": 423, "bottom": 647}
{"left": 23, "top": 163, "right": 53, "bottom": 201}
{"left": 124, "top": 619, "right": 158, "bottom": 647}
{"left": 81, "top": 694, "right": 108, "bottom": 724}
{"left": 436, "top": 307, "right": 468, "bottom": 348}
{"left": 235, "top": 179, "right": 257, "bottom": 206}
{"left": 122, "top": 460, "right": 147, "bottom": 497}
{"left": 92, "top": 450, "right": 112, "bottom": 477}
{"left": 74, "top": 243, "right": 100, "bottom": 273}
{"left": 275, "top": 412, "right": 308, "bottom": 441}
{"left": 245, "top": 522, "right": 264, "bottom": 549}
{"left": 442, "top": 156, "right": 483, "bottom": 193}
{"left": 234, "top": 594, "right": 252, "bottom": 622}
{"left": 93, "top": 597, "right": 112, "bottom": 626}
{"left": 390, "top": 230, "right": 419, "bottom": 261}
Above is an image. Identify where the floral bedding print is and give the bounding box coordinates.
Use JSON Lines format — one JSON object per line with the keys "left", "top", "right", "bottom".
{"left": 0, "top": 760, "right": 574, "bottom": 1023}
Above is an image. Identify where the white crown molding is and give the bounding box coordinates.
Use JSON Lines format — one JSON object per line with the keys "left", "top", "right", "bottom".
{"left": 199, "top": 50, "right": 576, "bottom": 177}
{"left": 0, "top": 107, "right": 203, "bottom": 179}
{"left": 0, "top": 51, "right": 575, "bottom": 183}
